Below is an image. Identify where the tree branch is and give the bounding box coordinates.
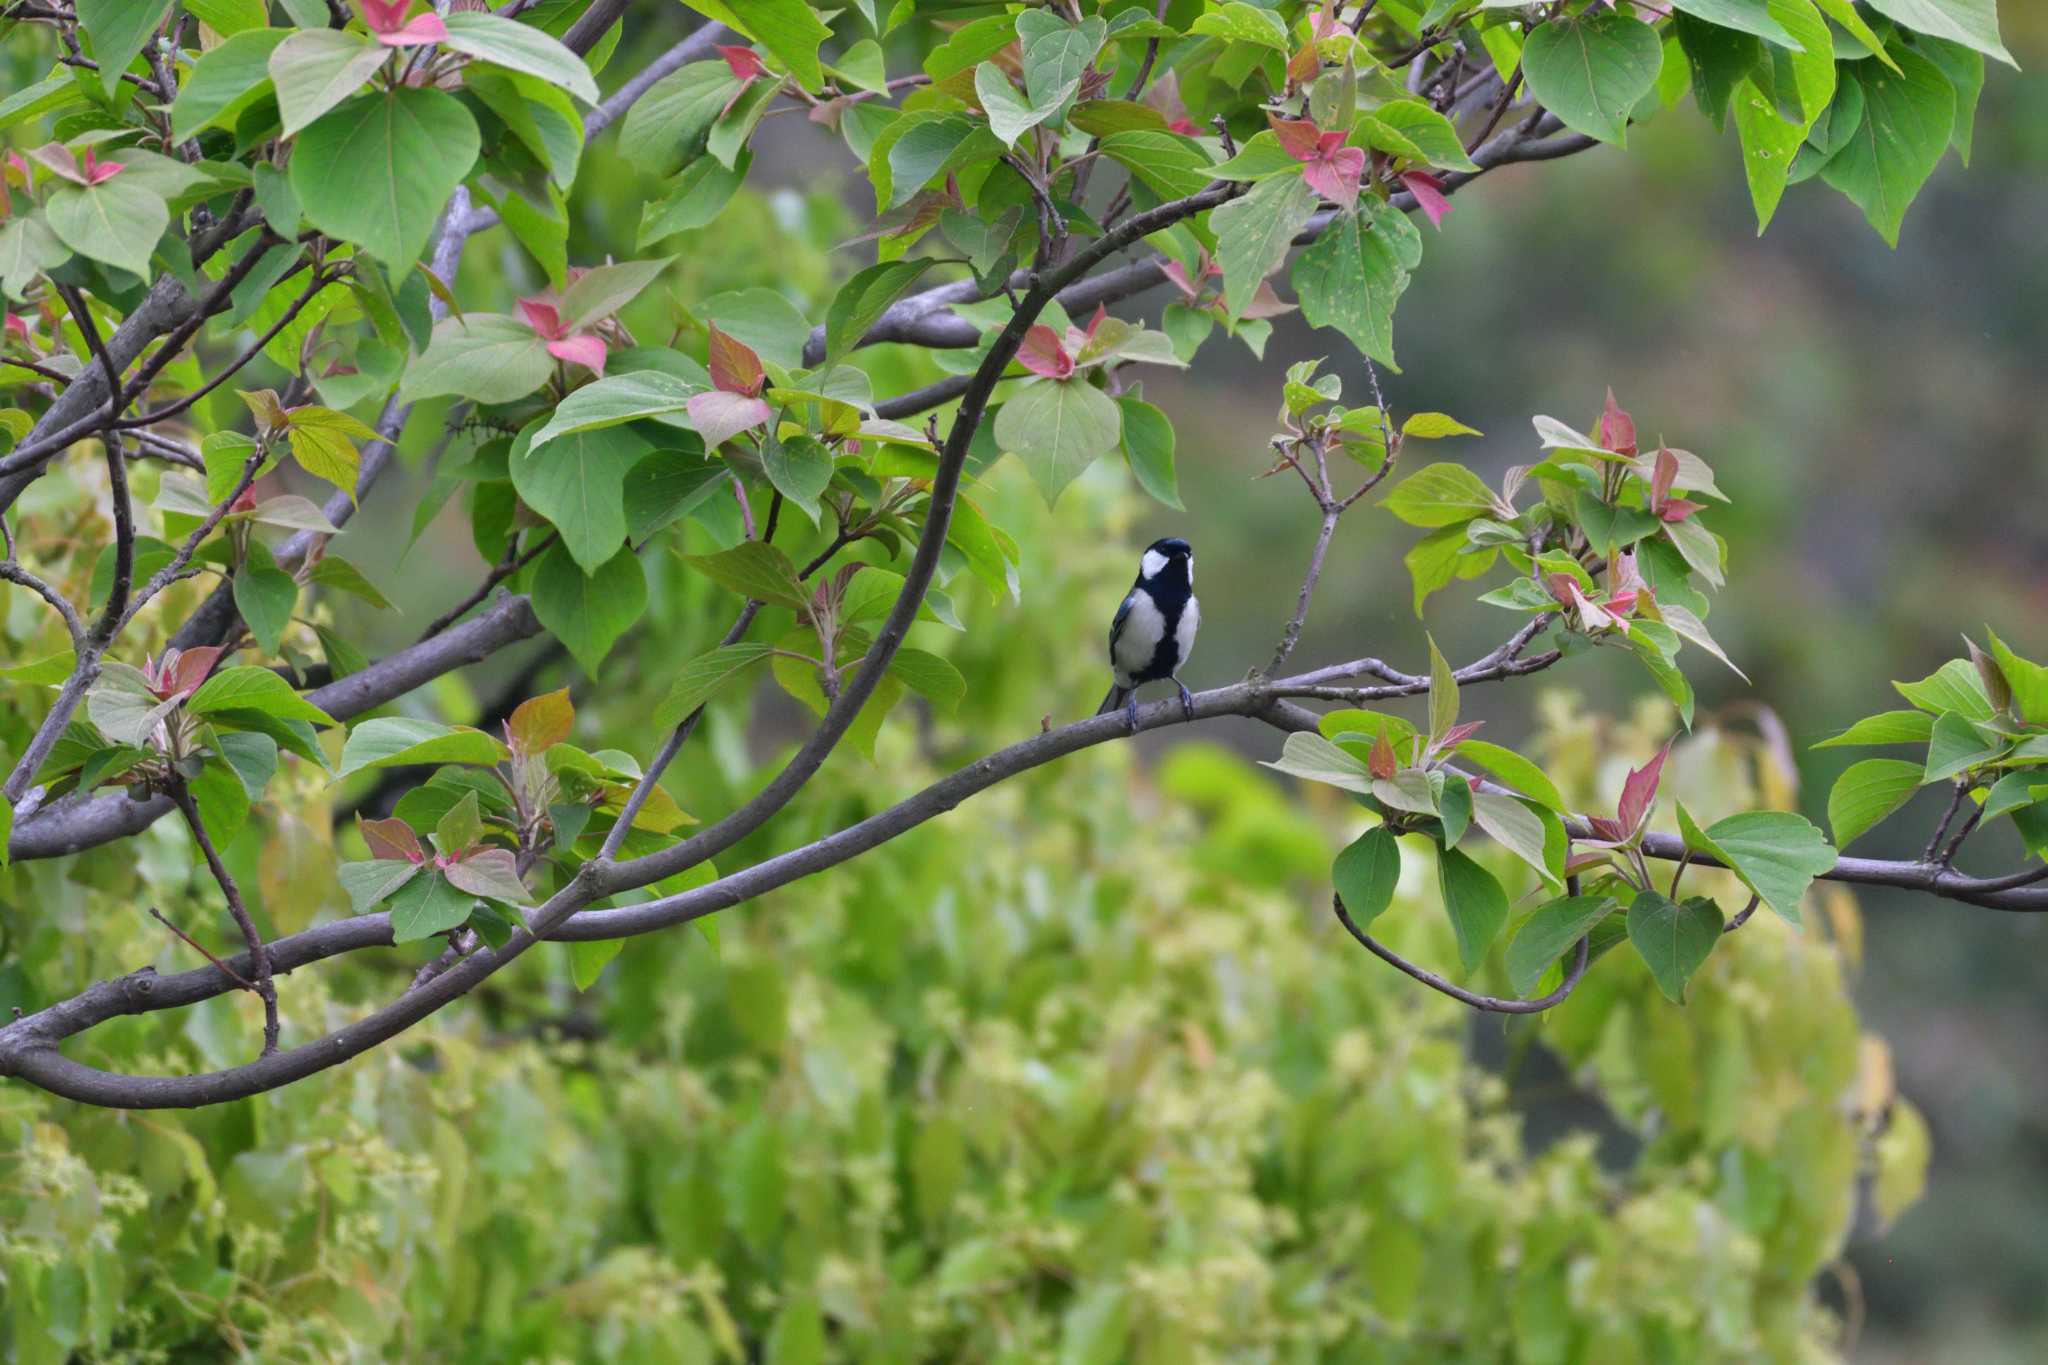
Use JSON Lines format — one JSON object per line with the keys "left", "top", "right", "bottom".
{"left": 1333, "top": 892, "right": 1591, "bottom": 1014}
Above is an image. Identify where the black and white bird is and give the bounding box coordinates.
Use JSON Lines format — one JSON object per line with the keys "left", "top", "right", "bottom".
{"left": 1097, "top": 537, "right": 1200, "bottom": 730}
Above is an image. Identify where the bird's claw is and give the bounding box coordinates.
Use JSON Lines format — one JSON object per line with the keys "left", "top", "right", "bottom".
{"left": 1175, "top": 679, "right": 1194, "bottom": 722}
{"left": 1125, "top": 693, "right": 1141, "bottom": 734}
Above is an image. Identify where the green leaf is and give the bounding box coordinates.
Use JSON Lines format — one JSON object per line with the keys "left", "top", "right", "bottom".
{"left": 532, "top": 543, "right": 648, "bottom": 674}
{"left": 308, "top": 555, "right": 392, "bottom": 610}
{"left": 1333, "top": 825, "right": 1402, "bottom": 929}
{"left": 387, "top": 871, "right": 476, "bottom": 943}
{"left": 1732, "top": 78, "right": 1807, "bottom": 231}
{"left": 1812, "top": 0, "right": 1901, "bottom": 68}
{"left": 1626, "top": 891, "right": 1723, "bottom": 1003}
{"left": 1362, "top": 100, "right": 1481, "bottom": 173}
{"left": 527, "top": 369, "right": 705, "bottom": 448}
{"left": 170, "top": 28, "right": 288, "bottom": 141}
{"left": 1471, "top": 791, "right": 1556, "bottom": 887}
{"left": 75, "top": 0, "right": 172, "bottom": 97}
{"left": 435, "top": 789, "right": 485, "bottom": 856}
{"left": 1214, "top": 174, "right": 1321, "bottom": 323}
{"left": 1292, "top": 200, "right": 1422, "bottom": 368}
{"left": 1401, "top": 412, "right": 1482, "bottom": 439}
{"left": 1426, "top": 634, "right": 1458, "bottom": 741}
{"left": 760, "top": 432, "right": 834, "bottom": 525}
{"left": 975, "top": 64, "right": 1057, "bottom": 147}
{"left": 681, "top": 541, "right": 808, "bottom": 609}
{"left": 1827, "top": 757, "right": 1924, "bottom": 847}
{"left": 1438, "top": 845, "right": 1510, "bottom": 975}
{"left": 46, "top": 178, "right": 168, "bottom": 278}
{"left": 187, "top": 666, "right": 336, "bottom": 726}
{"left": 1820, "top": 47, "right": 1955, "bottom": 246}
{"left": 1813, "top": 709, "right": 1937, "bottom": 748}
{"left": 1683, "top": 805, "right": 1837, "bottom": 924}
{"left": 1382, "top": 461, "right": 1496, "bottom": 528}
{"left": 640, "top": 150, "right": 752, "bottom": 245}
{"left": 284, "top": 409, "right": 368, "bottom": 494}
{"left": 994, "top": 380, "right": 1123, "bottom": 505}
{"left": 1455, "top": 740, "right": 1566, "bottom": 812}
{"left": 1116, "top": 397, "right": 1181, "bottom": 510}
{"left": 570, "top": 937, "right": 625, "bottom": 991}
{"left": 1669, "top": 0, "right": 1800, "bottom": 47}
{"left": 655, "top": 642, "right": 776, "bottom": 728}
{"left": 1506, "top": 895, "right": 1614, "bottom": 996}
{"left": 1923, "top": 710, "right": 2004, "bottom": 783}
{"left": 1521, "top": 12, "right": 1665, "bottom": 146}
{"left": 189, "top": 756, "right": 252, "bottom": 848}
{"left": 1099, "top": 130, "right": 1218, "bottom": 200}
{"left": 339, "top": 858, "right": 421, "bottom": 914}
{"left": 686, "top": 0, "right": 833, "bottom": 90}
{"left": 619, "top": 62, "right": 740, "bottom": 175}
{"left": 1985, "top": 627, "right": 2048, "bottom": 724}
{"left": 888, "top": 648, "right": 966, "bottom": 713}
{"left": 509, "top": 417, "right": 651, "bottom": 575}
{"left": 1864, "top": 0, "right": 2015, "bottom": 66}
{"left": 559, "top": 258, "right": 672, "bottom": 332}
{"left": 883, "top": 114, "right": 1001, "bottom": 208}
{"left": 401, "top": 314, "right": 554, "bottom": 404}
{"left": 269, "top": 28, "right": 389, "bottom": 137}
{"left": 1189, "top": 1, "right": 1291, "bottom": 49}
{"left": 824, "top": 259, "right": 936, "bottom": 365}
{"left": 233, "top": 544, "right": 298, "bottom": 656}
{"left": 1261, "top": 732, "right": 1373, "bottom": 794}
{"left": 335, "top": 717, "right": 511, "bottom": 780}
{"left": 441, "top": 12, "right": 599, "bottom": 104}
{"left": 1914, "top": 36, "right": 1983, "bottom": 163}
{"left": 1016, "top": 9, "right": 1105, "bottom": 108}
{"left": 292, "top": 89, "right": 482, "bottom": 268}
{"left": 1894, "top": 658, "right": 1993, "bottom": 719}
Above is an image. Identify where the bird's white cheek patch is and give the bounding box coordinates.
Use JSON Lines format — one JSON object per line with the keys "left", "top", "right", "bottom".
{"left": 1140, "top": 548, "right": 1169, "bottom": 580}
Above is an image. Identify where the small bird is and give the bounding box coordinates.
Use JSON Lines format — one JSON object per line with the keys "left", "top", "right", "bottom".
{"left": 1098, "top": 537, "right": 1200, "bottom": 731}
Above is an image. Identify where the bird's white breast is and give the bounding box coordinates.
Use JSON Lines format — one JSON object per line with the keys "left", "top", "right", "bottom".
{"left": 1112, "top": 590, "right": 1166, "bottom": 683}
{"left": 1175, "top": 595, "right": 1200, "bottom": 667}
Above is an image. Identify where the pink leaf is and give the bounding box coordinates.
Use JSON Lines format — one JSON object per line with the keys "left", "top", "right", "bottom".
{"left": 1585, "top": 817, "right": 1628, "bottom": 845}
{"left": 717, "top": 44, "right": 769, "bottom": 81}
{"left": 79, "top": 149, "right": 124, "bottom": 185}
{"left": 1400, "top": 171, "right": 1452, "bottom": 229}
{"left": 1616, "top": 739, "right": 1674, "bottom": 835}
{"left": 1439, "top": 719, "right": 1486, "bottom": 749}
{"left": 1658, "top": 498, "right": 1704, "bottom": 523}
{"left": 1167, "top": 117, "right": 1199, "bottom": 136}
{"left": 546, "top": 334, "right": 607, "bottom": 375}
{"left": 360, "top": 816, "right": 426, "bottom": 864}
{"left": 443, "top": 847, "right": 535, "bottom": 905}
{"left": 1368, "top": 730, "right": 1397, "bottom": 780}
{"left": 1650, "top": 445, "right": 1678, "bottom": 508}
{"left": 1301, "top": 144, "right": 1365, "bottom": 210}
{"left": 1161, "top": 259, "right": 1199, "bottom": 301}
{"left": 1598, "top": 388, "right": 1637, "bottom": 457}
{"left": 706, "top": 324, "right": 766, "bottom": 396}
{"left": 361, "top": 0, "right": 446, "bottom": 43}
{"left": 517, "top": 297, "right": 565, "bottom": 339}
{"left": 1310, "top": 1, "right": 1346, "bottom": 39}
{"left": 1241, "top": 280, "right": 1297, "bottom": 319}
{"left": 686, "top": 390, "right": 773, "bottom": 450}
{"left": 3, "top": 312, "right": 28, "bottom": 342}
{"left": 165, "top": 645, "right": 226, "bottom": 697}
{"left": 1016, "top": 324, "right": 1074, "bottom": 380}
{"left": 1267, "top": 115, "right": 1324, "bottom": 163}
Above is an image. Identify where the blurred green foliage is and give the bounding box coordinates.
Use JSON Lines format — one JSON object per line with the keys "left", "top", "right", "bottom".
{"left": 0, "top": 469, "right": 1917, "bottom": 1360}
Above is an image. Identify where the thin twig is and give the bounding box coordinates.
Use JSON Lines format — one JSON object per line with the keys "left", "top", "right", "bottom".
{"left": 170, "top": 781, "right": 280, "bottom": 1056}
{"left": 148, "top": 906, "right": 256, "bottom": 991}
{"left": 1333, "top": 892, "right": 1592, "bottom": 1014}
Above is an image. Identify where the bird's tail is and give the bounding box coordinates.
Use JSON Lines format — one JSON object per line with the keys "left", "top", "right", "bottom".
{"left": 1096, "top": 683, "right": 1128, "bottom": 717}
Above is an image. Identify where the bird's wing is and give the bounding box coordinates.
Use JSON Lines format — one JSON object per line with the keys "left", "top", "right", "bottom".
{"left": 1107, "top": 590, "right": 1134, "bottom": 659}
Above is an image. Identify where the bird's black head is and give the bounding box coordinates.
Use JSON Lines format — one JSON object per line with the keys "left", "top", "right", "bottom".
{"left": 1138, "top": 537, "right": 1194, "bottom": 585}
